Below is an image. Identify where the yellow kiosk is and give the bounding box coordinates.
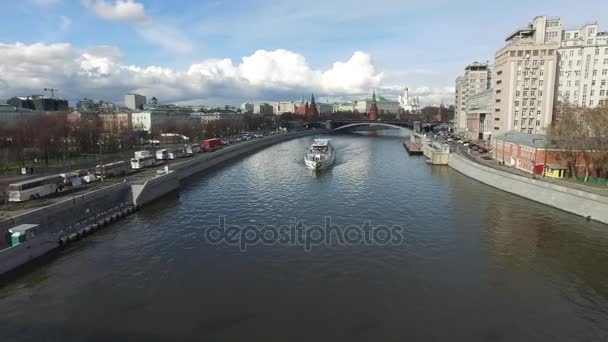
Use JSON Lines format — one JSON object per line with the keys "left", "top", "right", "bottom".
{"left": 544, "top": 163, "right": 568, "bottom": 179}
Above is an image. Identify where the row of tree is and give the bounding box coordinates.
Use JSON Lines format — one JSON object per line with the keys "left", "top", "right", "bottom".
{"left": 548, "top": 104, "right": 608, "bottom": 181}
{"left": 0, "top": 112, "right": 282, "bottom": 170}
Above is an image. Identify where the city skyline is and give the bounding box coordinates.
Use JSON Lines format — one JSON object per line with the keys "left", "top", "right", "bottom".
{"left": 0, "top": 0, "right": 607, "bottom": 106}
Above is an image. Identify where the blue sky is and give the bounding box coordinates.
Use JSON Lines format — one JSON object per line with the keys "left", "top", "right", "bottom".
{"left": 0, "top": 0, "right": 607, "bottom": 105}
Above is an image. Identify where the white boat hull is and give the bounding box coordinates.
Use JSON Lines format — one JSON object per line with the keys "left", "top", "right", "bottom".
{"left": 305, "top": 153, "right": 335, "bottom": 170}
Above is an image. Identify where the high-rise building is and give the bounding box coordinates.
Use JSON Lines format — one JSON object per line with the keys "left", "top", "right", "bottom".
{"left": 557, "top": 21, "right": 608, "bottom": 108}
{"left": 492, "top": 16, "right": 608, "bottom": 135}
{"left": 453, "top": 62, "right": 492, "bottom": 134}
{"left": 125, "top": 93, "right": 146, "bottom": 111}
{"left": 240, "top": 102, "right": 254, "bottom": 112}
{"left": 493, "top": 16, "right": 560, "bottom": 135}
{"left": 253, "top": 103, "right": 273, "bottom": 115}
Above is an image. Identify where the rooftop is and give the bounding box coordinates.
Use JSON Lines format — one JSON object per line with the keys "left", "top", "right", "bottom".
{"left": 493, "top": 131, "right": 550, "bottom": 148}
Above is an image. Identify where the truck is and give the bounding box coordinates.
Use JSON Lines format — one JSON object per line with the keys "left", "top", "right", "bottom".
{"left": 203, "top": 138, "right": 223, "bottom": 149}
{"left": 134, "top": 150, "right": 153, "bottom": 159}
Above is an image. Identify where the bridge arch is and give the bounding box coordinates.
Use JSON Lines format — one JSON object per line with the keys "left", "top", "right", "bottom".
{"left": 333, "top": 122, "right": 414, "bottom": 132}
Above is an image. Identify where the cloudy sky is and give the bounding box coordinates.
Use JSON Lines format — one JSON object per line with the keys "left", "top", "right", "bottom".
{"left": 0, "top": 0, "right": 606, "bottom": 106}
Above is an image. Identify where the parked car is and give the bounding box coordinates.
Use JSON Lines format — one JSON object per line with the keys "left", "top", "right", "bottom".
{"left": 478, "top": 148, "right": 488, "bottom": 154}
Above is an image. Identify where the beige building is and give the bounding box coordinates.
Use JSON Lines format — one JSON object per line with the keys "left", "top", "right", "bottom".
{"left": 454, "top": 62, "right": 492, "bottom": 134}
{"left": 98, "top": 113, "right": 132, "bottom": 133}
{"left": 273, "top": 101, "right": 297, "bottom": 115}
{"left": 493, "top": 16, "right": 560, "bottom": 135}
{"left": 465, "top": 89, "right": 493, "bottom": 140}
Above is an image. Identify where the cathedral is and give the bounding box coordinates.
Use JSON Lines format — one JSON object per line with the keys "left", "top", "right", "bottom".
{"left": 398, "top": 87, "right": 421, "bottom": 113}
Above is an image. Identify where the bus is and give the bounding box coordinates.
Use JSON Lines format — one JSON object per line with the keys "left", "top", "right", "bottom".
{"left": 167, "top": 147, "right": 185, "bottom": 160}
{"left": 156, "top": 149, "right": 168, "bottom": 161}
{"left": 8, "top": 175, "right": 65, "bottom": 202}
{"left": 130, "top": 155, "right": 156, "bottom": 169}
{"left": 95, "top": 161, "right": 129, "bottom": 178}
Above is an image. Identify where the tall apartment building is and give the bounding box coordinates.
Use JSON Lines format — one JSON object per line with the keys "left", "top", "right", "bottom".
{"left": 125, "top": 93, "right": 146, "bottom": 111}
{"left": 492, "top": 16, "right": 560, "bottom": 135}
{"left": 453, "top": 62, "right": 492, "bottom": 134}
{"left": 557, "top": 22, "right": 608, "bottom": 107}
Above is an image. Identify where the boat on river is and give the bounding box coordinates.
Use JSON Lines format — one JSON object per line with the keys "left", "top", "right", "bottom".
{"left": 304, "top": 139, "right": 335, "bottom": 170}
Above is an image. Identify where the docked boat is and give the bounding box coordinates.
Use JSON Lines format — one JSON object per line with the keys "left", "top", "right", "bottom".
{"left": 304, "top": 139, "right": 335, "bottom": 170}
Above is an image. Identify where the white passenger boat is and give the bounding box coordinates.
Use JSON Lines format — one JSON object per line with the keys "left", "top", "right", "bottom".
{"left": 304, "top": 139, "right": 335, "bottom": 170}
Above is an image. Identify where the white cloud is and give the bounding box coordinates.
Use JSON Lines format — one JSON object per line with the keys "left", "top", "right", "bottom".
{"left": 82, "top": 0, "right": 193, "bottom": 53}
{"left": 82, "top": 0, "right": 150, "bottom": 24}
{"left": 0, "top": 42, "right": 384, "bottom": 105}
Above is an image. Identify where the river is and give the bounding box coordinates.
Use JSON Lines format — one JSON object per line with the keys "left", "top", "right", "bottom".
{"left": 1, "top": 131, "right": 608, "bottom": 341}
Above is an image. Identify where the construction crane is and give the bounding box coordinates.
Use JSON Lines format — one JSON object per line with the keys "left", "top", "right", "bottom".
{"left": 43, "top": 88, "right": 58, "bottom": 98}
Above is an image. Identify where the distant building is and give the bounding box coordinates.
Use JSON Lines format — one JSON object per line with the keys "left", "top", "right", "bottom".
{"left": 240, "top": 102, "right": 254, "bottom": 112}
{"left": 125, "top": 93, "right": 146, "bottom": 110}
{"left": 193, "top": 111, "right": 239, "bottom": 124}
{"left": 465, "top": 89, "right": 493, "bottom": 140}
{"left": 7, "top": 95, "right": 68, "bottom": 111}
{"left": 273, "top": 101, "right": 297, "bottom": 114}
{"left": 99, "top": 112, "right": 132, "bottom": 133}
{"left": 0, "top": 104, "right": 48, "bottom": 128}
{"left": 356, "top": 91, "right": 400, "bottom": 114}
{"left": 253, "top": 103, "right": 273, "bottom": 115}
{"left": 398, "top": 87, "right": 421, "bottom": 113}
{"left": 315, "top": 102, "right": 333, "bottom": 115}
{"left": 132, "top": 106, "right": 192, "bottom": 132}
{"left": 453, "top": 62, "right": 492, "bottom": 135}
{"left": 332, "top": 102, "right": 358, "bottom": 113}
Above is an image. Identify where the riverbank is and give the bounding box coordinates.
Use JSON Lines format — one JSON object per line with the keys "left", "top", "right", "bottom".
{"left": 0, "top": 130, "right": 319, "bottom": 275}
{"left": 448, "top": 152, "right": 608, "bottom": 224}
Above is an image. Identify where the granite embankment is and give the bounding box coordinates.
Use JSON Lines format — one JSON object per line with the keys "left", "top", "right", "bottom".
{"left": 448, "top": 152, "right": 608, "bottom": 224}
{"left": 0, "top": 130, "right": 318, "bottom": 274}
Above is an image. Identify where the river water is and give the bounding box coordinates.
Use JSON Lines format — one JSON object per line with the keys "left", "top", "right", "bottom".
{"left": 1, "top": 132, "right": 608, "bottom": 341}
